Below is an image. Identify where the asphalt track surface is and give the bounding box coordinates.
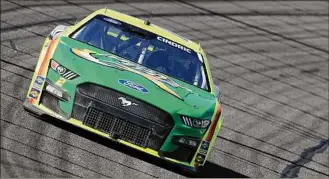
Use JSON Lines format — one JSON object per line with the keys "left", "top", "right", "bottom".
{"left": 1, "top": 0, "right": 328, "bottom": 178}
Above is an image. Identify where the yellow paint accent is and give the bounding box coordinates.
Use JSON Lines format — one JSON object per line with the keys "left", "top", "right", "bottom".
{"left": 56, "top": 78, "right": 67, "bottom": 87}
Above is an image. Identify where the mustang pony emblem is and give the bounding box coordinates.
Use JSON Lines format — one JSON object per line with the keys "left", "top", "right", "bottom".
{"left": 118, "top": 97, "right": 138, "bottom": 107}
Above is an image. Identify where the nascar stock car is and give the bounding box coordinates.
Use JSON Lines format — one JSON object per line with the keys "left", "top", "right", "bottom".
{"left": 23, "top": 8, "right": 224, "bottom": 172}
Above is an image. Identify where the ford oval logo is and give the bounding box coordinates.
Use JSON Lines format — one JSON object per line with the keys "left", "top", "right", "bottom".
{"left": 118, "top": 79, "right": 149, "bottom": 94}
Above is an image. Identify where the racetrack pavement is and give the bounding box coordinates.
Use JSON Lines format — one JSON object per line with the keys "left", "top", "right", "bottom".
{"left": 1, "top": 0, "right": 328, "bottom": 178}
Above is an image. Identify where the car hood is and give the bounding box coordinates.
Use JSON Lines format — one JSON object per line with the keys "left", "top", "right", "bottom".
{"left": 51, "top": 37, "right": 216, "bottom": 119}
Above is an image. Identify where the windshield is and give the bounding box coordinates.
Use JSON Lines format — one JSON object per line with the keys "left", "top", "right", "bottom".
{"left": 70, "top": 15, "right": 209, "bottom": 90}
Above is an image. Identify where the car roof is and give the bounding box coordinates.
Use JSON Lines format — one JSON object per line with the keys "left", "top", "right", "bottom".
{"left": 94, "top": 8, "right": 202, "bottom": 53}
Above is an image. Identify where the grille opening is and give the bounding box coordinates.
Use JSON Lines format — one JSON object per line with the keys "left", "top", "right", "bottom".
{"left": 83, "top": 107, "right": 151, "bottom": 148}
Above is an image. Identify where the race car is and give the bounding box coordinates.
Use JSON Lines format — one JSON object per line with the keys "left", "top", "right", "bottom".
{"left": 23, "top": 8, "right": 224, "bottom": 172}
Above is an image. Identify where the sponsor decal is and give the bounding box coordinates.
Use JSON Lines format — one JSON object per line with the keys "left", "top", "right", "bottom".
{"left": 29, "top": 88, "right": 40, "bottom": 99}
{"left": 55, "top": 78, "right": 66, "bottom": 87}
{"left": 201, "top": 141, "right": 209, "bottom": 150}
{"left": 71, "top": 48, "right": 179, "bottom": 87}
{"left": 33, "top": 76, "right": 45, "bottom": 89}
{"left": 118, "top": 79, "right": 148, "bottom": 94}
{"left": 118, "top": 97, "right": 138, "bottom": 107}
{"left": 195, "top": 153, "right": 206, "bottom": 164}
{"left": 50, "top": 60, "right": 79, "bottom": 80}
{"left": 157, "top": 36, "right": 191, "bottom": 54}
{"left": 199, "top": 141, "right": 210, "bottom": 155}
{"left": 71, "top": 48, "right": 183, "bottom": 99}
{"left": 56, "top": 66, "right": 66, "bottom": 74}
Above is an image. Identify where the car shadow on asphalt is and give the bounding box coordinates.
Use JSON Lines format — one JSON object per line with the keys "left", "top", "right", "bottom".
{"left": 39, "top": 115, "right": 247, "bottom": 178}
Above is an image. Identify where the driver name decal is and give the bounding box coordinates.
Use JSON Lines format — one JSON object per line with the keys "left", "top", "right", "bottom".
{"left": 157, "top": 36, "right": 191, "bottom": 54}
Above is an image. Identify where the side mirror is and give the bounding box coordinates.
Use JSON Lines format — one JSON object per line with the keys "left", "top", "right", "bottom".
{"left": 48, "top": 25, "right": 68, "bottom": 40}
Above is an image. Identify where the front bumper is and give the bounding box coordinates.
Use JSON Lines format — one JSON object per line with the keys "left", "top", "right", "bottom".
{"left": 23, "top": 97, "right": 203, "bottom": 168}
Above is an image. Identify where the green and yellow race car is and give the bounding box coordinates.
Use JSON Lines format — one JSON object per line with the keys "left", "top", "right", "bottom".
{"left": 23, "top": 8, "right": 224, "bottom": 172}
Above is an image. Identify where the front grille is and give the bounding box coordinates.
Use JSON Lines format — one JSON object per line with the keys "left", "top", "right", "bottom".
{"left": 77, "top": 83, "right": 173, "bottom": 127}
{"left": 84, "top": 107, "right": 151, "bottom": 147}
{"left": 71, "top": 83, "right": 175, "bottom": 151}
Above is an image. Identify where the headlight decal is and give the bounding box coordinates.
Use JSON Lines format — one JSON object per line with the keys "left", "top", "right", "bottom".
{"left": 171, "top": 136, "right": 201, "bottom": 149}
{"left": 50, "top": 60, "right": 79, "bottom": 80}
{"left": 181, "top": 116, "right": 211, "bottom": 129}
{"left": 182, "top": 116, "right": 193, "bottom": 126}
